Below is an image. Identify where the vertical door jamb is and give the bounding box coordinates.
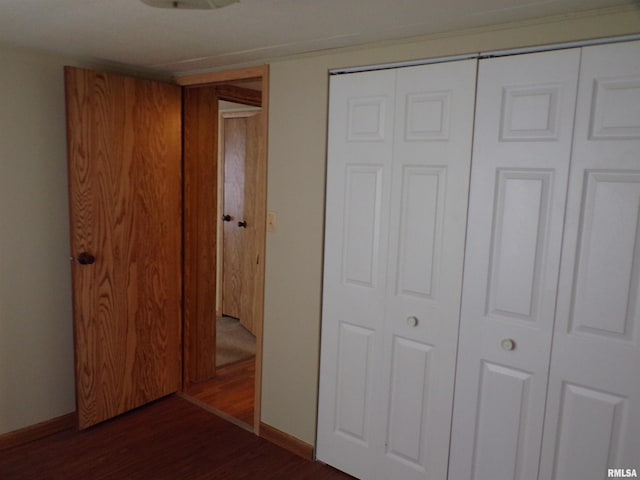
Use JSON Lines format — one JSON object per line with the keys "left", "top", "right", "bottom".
{"left": 178, "top": 65, "right": 269, "bottom": 434}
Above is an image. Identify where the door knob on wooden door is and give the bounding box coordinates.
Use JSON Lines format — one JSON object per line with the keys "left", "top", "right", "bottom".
{"left": 238, "top": 221, "right": 247, "bottom": 228}
{"left": 77, "top": 252, "right": 96, "bottom": 265}
{"left": 222, "top": 214, "right": 232, "bottom": 221}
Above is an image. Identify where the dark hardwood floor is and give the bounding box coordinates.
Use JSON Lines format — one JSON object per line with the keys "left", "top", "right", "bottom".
{"left": 187, "top": 358, "right": 255, "bottom": 426}
{"left": 0, "top": 395, "right": 354, "bottom": 480}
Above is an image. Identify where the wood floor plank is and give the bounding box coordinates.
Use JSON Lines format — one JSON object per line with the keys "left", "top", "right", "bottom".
{"left": 187, "top": 358, "right": 255, "bottom": 425}
{"left": 0, "top": 396, "right": 353, "bottom": 480}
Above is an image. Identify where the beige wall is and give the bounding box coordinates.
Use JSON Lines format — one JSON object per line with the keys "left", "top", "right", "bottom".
{"left": 263, "top": 6, "right": 640, "bottom": 445}
{"left": 0, "top": 45, "right": 76, "bottom": 434}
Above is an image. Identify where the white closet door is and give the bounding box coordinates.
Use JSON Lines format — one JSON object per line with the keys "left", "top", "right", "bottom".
{"left": 449, "top": 49, "right": 580, "bottom": 480}
{"left": 317, "top": 69, "right": 396, "bottom": 480}
{"left": 379, "top": 60, "right": 476, "bottom": 480}
{"left": 538, "top": 40, "right": 640, "bottom": 480}
{"left": 318, "top": 59, "right": 476, "bottom": 480}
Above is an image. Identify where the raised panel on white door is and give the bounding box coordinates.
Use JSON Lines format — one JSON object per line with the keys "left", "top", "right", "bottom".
{"left": 385, "top": 336, "right": 433, "bottom": 469}
{"left": 334, "top": 323, "right": 375, "bottom": 443}
{"left": 404, "top": 91, "right": 451, "bottom": 140}
{"left": 472, "top": 362, "right": 532, "bottom": 480}
{"left": 569, "top": 172, "right": 640, "bottom": 341}
{"left": 381, "top": 59, "right": 477, "bottom": 480}
{"left": 395, "top": 166, "right": 446, "bottom": 299}
{"left": 348, "top": 96, "right": 387, "bottom": 142}
{"left": 539, "top": 40, "right": 640, "bottom": 480}
{"left": 590, "top": 77, "right": 640, "bottom": 139}
{"left": 449, "top": 48, "right": 581, "bottom": 480}
{"left": 551, "top": 383, "right": 626, "bottom": 480}
{"left": 487, "top": 169, "right": 553, "bottom": 321}
{"left": 317, "top": 69, "right": 396, "bottom": 479}
{"left": 500, "top": 84, "right": 561, "bottom": 141}
{"left": 342, "top": 166, "right": 383, "bottom": 288}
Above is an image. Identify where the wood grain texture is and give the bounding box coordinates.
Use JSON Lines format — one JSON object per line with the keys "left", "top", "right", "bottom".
{"left": 243, "top": 112, "right": 262, "bottom": 336}
{"left": 253, "top": 67, "right": 269, "bottom": 433}
{"left": 216, "top": 85, "right": 262, "bottom": 107}
{"left": 0, "top": 413, "right": 75, "bottom": 452}
{"left": 221, "top": 112, "right": 262, "bottom": 335}
{"left": 183, "top": 85, "right": 219, "bottom": 385}
{"left": 186, "top": 358, "right": 255, "bottom": 426}
{"left": 175, "top": 65, "right": 268, "bottom": 86}
{"left": 222, "top": 116, "right": 246, "bottom": 319}
{"left": 65, "top": 67, "right": 182, "bottom": 429}
{"left": 0, "top": 396, "right": 355, "bottom": 480}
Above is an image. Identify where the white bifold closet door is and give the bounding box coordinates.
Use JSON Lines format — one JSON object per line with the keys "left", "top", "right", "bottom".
{"left": 538, "top": 40, "right": 640, "bottom": 480}
{"left": 448, "top": 49, "right": 581, "bottom": 480}
{"left": 317, "top": 59, "right": 477, "bottom": 480}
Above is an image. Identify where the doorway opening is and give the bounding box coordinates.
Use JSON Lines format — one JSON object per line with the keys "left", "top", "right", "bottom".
{"left": 190, "top": 103, "right": 262, "bottom": 427}
{"left": 181, "top": 68, "right": 268, "bottom": 434}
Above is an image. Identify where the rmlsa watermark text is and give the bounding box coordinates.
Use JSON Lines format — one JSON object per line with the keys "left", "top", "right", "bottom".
{"left": 609, "top": 469, "right": 638, "bottom": 478}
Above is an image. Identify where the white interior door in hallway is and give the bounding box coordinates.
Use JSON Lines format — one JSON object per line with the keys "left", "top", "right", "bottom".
{"left": 317, "top": 59, "right": 477, "bottom": 480}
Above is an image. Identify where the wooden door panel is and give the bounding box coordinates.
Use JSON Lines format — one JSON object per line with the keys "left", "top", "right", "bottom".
{"left": 241, "top": 112, "right": 261, "bottom": 335}
{"left": 221, "top": 112, "right": 261, "bottom": 335}
{"left": 183, "top": 86, "right": 218, "bottom": 384}
{"left": 65, "top": 67, "right": 182, "bottom": 429}
{"left": 222, "top": 116, "right": 245, "bottom": 319}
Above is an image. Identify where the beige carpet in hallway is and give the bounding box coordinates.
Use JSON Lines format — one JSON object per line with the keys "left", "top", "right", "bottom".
{"left": 216, "top": 316, "right": 256, "bottom": 367}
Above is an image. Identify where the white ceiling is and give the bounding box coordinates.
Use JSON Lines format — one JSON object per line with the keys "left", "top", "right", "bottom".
{"left": 0, "top": 0, "right": 633, "bottom": 75}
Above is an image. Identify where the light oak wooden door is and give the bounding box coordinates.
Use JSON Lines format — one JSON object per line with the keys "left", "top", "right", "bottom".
{"left": 183, "top": 86, "right": 219, "bottom": 384}
{"left": 65, "top": 67, "right": 182, "bottom": 429}
{"left": 222, "top": 112, "right": 261, "bottom": 335}
{"left": 222, "top": 115, "right": 245, "bottom": 319}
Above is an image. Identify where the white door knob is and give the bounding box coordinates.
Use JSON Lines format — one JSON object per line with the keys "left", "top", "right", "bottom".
{"left": 406, "top": 316, "right": 419, "bottom": 327}
{"left": 501, "top": 338, "right": 516, "bottom": 351}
